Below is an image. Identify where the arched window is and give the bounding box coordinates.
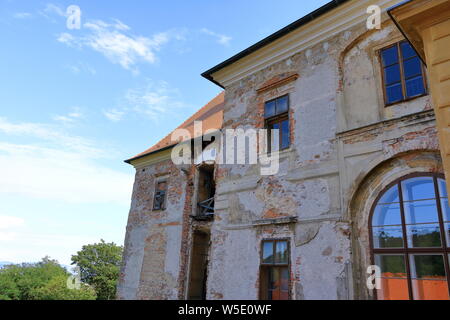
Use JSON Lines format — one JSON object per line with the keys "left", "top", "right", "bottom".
{"left": 370, "top": 174, "right": 450, "bottom": 300}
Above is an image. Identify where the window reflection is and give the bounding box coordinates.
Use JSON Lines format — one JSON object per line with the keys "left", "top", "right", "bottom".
{"left": 371, "top": 175, "right": 450, "bottom": 300}
{"left": 409, "top": 255, "right": 449, "bottom": 300}
{"left": 402, "top": 177, "right": 436, "bottom": 201}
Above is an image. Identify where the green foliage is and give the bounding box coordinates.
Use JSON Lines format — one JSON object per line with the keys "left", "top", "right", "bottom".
{"left": 0, "top": 257, "right": 96, "bottom": 300}
{"left": 71, "top": 239, "right": 123, "bottom": 300}
{"left": 30, "top": 275, "right": 96, "bottom": 300}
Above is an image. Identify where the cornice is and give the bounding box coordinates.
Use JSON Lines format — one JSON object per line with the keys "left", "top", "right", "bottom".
{"left": 211, "top": 0, "right": 402, "bottom": 88}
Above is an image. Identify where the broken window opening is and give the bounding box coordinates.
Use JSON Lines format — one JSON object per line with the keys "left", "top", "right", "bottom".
{"left": 187, "top": 230, "right": 211, "bottom": 300}
{"left": 195, "top": 165, "right": 216, "bottom": 219}
{"left": 153, "top": 181, "right": 167, "bottom": 211}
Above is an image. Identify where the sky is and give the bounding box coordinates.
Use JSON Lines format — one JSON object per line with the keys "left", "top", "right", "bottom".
{"left": 0, "top": 0, "right": 330, "bottom": 265}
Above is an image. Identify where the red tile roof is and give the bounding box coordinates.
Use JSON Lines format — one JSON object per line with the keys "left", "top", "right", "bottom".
{"left": 126, "top": 91, "right": 225, "bottom": 163}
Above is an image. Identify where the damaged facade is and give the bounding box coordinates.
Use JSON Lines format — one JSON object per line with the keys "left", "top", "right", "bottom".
{"left": 117, "top": 0, "right": 450, "bottom": 300}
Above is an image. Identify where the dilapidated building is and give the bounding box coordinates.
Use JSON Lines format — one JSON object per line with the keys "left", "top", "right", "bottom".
{"left": 117, "top": 0, "right": 450, "bottom": 300}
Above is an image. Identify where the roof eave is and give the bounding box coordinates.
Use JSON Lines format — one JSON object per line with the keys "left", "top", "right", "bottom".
{"left": 201, "top": 0, "right": 351, "bottom": 87}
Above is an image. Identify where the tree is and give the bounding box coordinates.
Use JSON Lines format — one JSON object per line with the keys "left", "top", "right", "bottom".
{"left": 71, "top": 240, "right": 123, "bottom": 300}
{"left": 0, "top": 257, "right": 96, "bottom": 300}
{"left": 30, "top": 275, "right": 96, "bottom": 300}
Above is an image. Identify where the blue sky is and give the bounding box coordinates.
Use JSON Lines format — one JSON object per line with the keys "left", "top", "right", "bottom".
{"left": 0, "top": 0, "right": 330, "bottom": 265}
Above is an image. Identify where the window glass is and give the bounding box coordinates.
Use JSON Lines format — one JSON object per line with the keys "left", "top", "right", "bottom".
{"left": 438, "top": 179, "right": 448, "bottom": 198}
{"left": 262, "top": 241, "right": 274, "bottom": 264}
{"left": 382, "top": 41, "right": 426, "bottom": 105}
{"left": 281, "top": 120, "right": 290, "bottom": 150}
{"left": 442, "top": 199, "right": 450, "bottom": 222}
{"left": 372, "top": 175, "right": 450, "bottom": 300}
{"left": 270, "top": 123, "right": 280, "bottom": 152}
{"left": 403, "top": 200, "right": 439, "bottom": 224}
{"left": 373, "top": 226, "right": 404, "bottom": 248}
{"left": 382, "top": 46, "right": 399, "bottom": 66}
{"left": 409, "top": 254, "right": 449, "bottom": 300}
{"left": 386, "top": 83, "right": 404, "bottom": 104}
{"left": 384, "top": 64, "right": 401, "bottom": 85}
{"left": 375, "top": 254, "right": 409, "bottom": 300}
{"left": 445, "top": 222, "right": 450, "bottom": 247}
{"left": 275, "top": 241, "right": 288, "bottom": 264}
{"left": 265, "top": 100, "right": 276, "bottom": 118}
{"left": 401, "top": 42, "right": 417, "bottom": 59}
{"left": 276, "top": 96, "right": 289, "bottom": 114}
{"left": 402, "top": 177, "right": 436, "bottom": 201}
{"left": 265, "top": 96, "right": 289, "bottom": 119}
{"left": 406, "top": 224, "right": 442, "bottom": 248}
{"left": 403, "top": 57, "right": 422, "bottom": 79}
{"left": 405, "top": 76, "right": 425, "bottom": 98}
{"left": 379, "top": 185, "right": 400, "bottom": 204}
{"left": 267, "top": 267, "right": 289, "bottom": 300}
{"left": 373, "top": 202, "right": 402, "bottom": 227}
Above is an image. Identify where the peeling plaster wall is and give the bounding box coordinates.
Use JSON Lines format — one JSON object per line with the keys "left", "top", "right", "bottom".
{"left": 206, "top": 17, "right": 439, "bottom": 300}
{"left": 119, "top": 16, "right": 441, "bottom": 300}
{"left": 117, "top": 160, "right": 187, "bottom": 300}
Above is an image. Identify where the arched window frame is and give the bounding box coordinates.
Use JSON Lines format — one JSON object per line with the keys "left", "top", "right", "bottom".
{"left": 369, "top": 172, "right": 450, "bottom": 300}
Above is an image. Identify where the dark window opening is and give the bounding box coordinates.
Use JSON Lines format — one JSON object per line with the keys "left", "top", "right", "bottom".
{"left": 260, "top": 239, "right": 290, "bottom": 300}
{"left": 153, "top": 181, "right": 167, "bottom": 211}
{"left": 188, "top": 231, "right": 210, "bottom": 300}
{"left": 196, "top": 165, "right": 215, "bottom": 219}
{"left": 381, "top": 41, "right": 427, "bottom": 105}
{"left": 265, "top": 95, "right": 290, "bottom": 153}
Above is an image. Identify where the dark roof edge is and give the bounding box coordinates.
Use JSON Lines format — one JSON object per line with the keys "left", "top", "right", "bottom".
{"left": 124, "top": 144, "right": 175, "bottom": 165}
{"left": 124, "top": 128, "right": 224, "bottom": 165}
{"left": 201, "top": 0, "right": 351, "bottom": 86}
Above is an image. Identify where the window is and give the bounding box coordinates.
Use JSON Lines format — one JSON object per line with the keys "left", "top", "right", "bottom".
{"left": 153, "top": 181, "right": 167, "bottom": 210}
{"left": 370, "top": 174, "right": 450, "bottom": 300}
{"left": 265, "top": 95, "right": 290, "bottom": 152}
{"left": 380, "top": 41, "right": 427, "bottom": 105}
{"left": 260, "top": 240, "right": 290, "bottom": 300}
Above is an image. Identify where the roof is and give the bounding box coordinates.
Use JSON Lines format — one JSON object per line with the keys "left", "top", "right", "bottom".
{"left": 125, "top": 91, "right": 225, "bottom": 163}
{"left": 201, "top": 0, "right": 351, "bottom": 87}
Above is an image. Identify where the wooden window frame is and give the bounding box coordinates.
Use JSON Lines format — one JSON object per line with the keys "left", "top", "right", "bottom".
{"left": 259, "top": 239, "right": 291, "bottom": 300}
{"left": 369, "top": 173, "right": 450, "bottom": 300}
{"left": 153, "top": 180, "right": 167, "bottom": 211}
{"left": 379, "top": 40, "right": 428, "bottom": 107}
{"left": 264, "top": 95, "right": 290, "bottom": 153}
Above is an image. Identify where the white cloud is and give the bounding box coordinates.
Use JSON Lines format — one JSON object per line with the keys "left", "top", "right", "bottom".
{"left": 43, "top": 3, "right": 67, "bottom": 18}
{"left": 57, "top": 19, "right": 182, "bottom": 73}
{"left": 0, "top": 117, "right": 100, "bottom": 156}
{"left": 66, "top": 62, "right": 97, "bottom": 75}
{"left": 57, "top": 32, "right": 77, "bottom": 47}
{"left": 201, "top": 28, "right": 232, "bottom": 46}
{"left": 0, "top": 215, "right": 25, "bottom": 230}
{"left": 125, "top": 80, "right": 187, "bottom": 120}
{"left": 13, "top": 12, "right": 32, "bottom": 19}
{"left": 103, "top": 80, "right": 188, "bottom": 122}
{"left": 103, "top": 109, "right": 125, "bottom": 122}
{"left": 52, "top": 107, "right": 84, "bottom": 124}
{"left": 0, "top": 118, "right": 133, "bottom": 205}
